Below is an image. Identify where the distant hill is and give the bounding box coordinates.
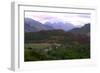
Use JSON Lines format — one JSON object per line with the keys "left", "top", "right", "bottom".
{"left": 24, "top": 18, "right": 46, "bottom": 32}
{"left": 69, "top": 23, "right": 90, "bottom": 35}
{"left": 44, "top": 22, "right": 74, "bottom": 31}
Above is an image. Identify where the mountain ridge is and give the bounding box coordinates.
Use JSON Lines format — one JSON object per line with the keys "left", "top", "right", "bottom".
{"left": 24, "top": 18, "right": 90, "bottom": 34}
{"left": 68, "top": 23, "right": 90, "bottom": 35}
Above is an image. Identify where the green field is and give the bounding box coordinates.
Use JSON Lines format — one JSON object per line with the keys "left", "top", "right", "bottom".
{"left": 24, "top": 43, "right": 90, "bottom": 61}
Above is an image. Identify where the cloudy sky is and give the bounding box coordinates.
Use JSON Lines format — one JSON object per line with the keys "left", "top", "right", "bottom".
{"left": 25, "top": 11, "right": 91, "bottom": 27}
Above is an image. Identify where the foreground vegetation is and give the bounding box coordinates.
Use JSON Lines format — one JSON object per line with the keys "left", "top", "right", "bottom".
{"left": 24, "top": 30, "right": 90, "bottom": 61}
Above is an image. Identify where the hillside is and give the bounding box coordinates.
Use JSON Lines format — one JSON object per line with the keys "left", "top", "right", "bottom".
{"left": 69, "top": 23, "right": 90, "bottom": 35}
{"left": 25, "top": 29, "right": 90, "bottom": 44}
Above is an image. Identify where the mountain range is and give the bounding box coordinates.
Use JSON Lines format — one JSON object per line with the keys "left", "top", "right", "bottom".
{"left": 24, "top": 18, "right": 90, "bottom": 34}
{"left": 44, "top": 21, "right": 74, "bottom": 31}
{"left": 24, "top": 18, "right": 75, "bottom": 32}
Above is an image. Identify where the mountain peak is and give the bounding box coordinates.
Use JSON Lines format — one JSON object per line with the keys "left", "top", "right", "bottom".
{"left": 44, "top": 21, "right": 74, "bottom": 31}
